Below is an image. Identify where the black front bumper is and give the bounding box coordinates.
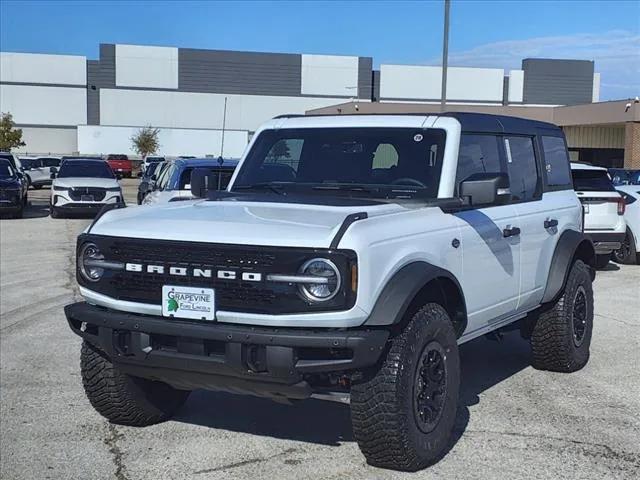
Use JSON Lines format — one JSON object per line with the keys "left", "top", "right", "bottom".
{"left": 65, "top": 302, "right": 388, "bottom": 399}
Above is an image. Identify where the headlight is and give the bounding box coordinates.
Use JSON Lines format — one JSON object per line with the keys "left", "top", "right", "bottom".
{"left": 53, "top": 185, "right": 68, "bottom": 191}
{"left": 79, "top": 243, "right": 105, "bottom": 282}
{"left": 298, "top": 258, "right": 341, "bottom": 302}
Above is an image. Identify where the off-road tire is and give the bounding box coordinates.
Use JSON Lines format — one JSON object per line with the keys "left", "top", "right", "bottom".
{"left": 613, "top": 228, "right": 638, "bottom": 265}
{"left": 49, "top": 205, "right": 60, "bottom": 218}
{"left": 531, "top": 260, "right": 593, "bottom": 372}
{"left": 594, "top": 254, "right": 610, "bottom": 269}
{"left": 350, "top": 303, "right": 460, "bottom": 471}
{"left": 80, "top": 341, "right": 190, "bottom": 426}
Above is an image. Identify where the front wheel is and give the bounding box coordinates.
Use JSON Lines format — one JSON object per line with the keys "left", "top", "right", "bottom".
{"left": 530, "top": 260, "right": 593, "bottom": 372}
{"left": 613, "top": 228, "right": 638, "bottom": 265}
{"left": 81, "top": 341, "right": 190, "bottom": 426}
{"left": 350, "top": 304, "right": 460, "bottom": 471}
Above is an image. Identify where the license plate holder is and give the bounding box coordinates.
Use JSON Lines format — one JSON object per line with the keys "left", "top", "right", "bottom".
{"left": 81, "top": 195, "right": 94, "bottom": 202}
{"left": 162, "top": 285, "right": 215, "bottom": 321}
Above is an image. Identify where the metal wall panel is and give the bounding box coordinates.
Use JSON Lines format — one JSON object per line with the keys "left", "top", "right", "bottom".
{"left": 178, "top": 48, "right": 302, "bottom": 97}
{"left": 563, "top": 125, "right": 625, "bottom": 149}
{"left": 522, "top": 59, "right": 594, "bottom": 106}
{"left": 86, "top": 45, "right": 116, "bottom": 125}
{"left": 358, "top": 57, "right": 373, "bottom": 100}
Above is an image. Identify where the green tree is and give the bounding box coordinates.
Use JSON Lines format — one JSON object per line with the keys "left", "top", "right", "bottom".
{"left": 0, "top": 112, "right": 26, "bottom": 151}
{"left": 131, "top": 126, "right": 160, "bottom": 158}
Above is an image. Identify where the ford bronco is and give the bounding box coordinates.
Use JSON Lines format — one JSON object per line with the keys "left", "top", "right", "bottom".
{"left": 65, "top": 113, "right": 595, "bottom": 471}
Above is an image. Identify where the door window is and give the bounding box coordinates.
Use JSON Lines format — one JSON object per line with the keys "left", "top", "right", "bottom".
{"left": 455, "top": 134, "right": 503, "bottom": 194}
{"left": 504, "top": 136, "right": 540, "bottom": 202}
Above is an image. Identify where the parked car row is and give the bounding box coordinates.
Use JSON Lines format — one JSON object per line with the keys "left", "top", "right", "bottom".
{"left": 608, "top": 168, "right": 640, "bottom": 186}
{"left": 0, "top": 158, "right": 29, "bottom": 218}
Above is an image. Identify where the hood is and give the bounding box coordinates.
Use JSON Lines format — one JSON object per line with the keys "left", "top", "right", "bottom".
{"left": 54, "top": 177, "right": 120, "bottom": 189}
{"left": 0, "top": 178, "right": 20, "bottom": 188}
{"left": 91, "top": 199, "right": 407, "bottom": 248}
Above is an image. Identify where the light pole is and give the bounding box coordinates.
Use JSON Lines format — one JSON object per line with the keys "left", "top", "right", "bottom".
{"left": 440, "top": 0, "right": 450, "bottom": 111}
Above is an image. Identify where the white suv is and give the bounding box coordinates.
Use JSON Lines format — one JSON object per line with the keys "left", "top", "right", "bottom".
{"left": 570, "top": 163, "right": 626, "bottom": 269}
{"left": 50, "top": 159, "right": 123, "bottom": 218}
{"left": 65, "top": 113, "right": 596, "bottom": 471}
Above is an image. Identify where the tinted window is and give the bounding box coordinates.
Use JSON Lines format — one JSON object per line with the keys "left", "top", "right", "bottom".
{"left": 504, "top": 136, "right": 539, "bottom": 201}
{"left": 0, "top": 162, "right": 15, "bottom": 178}
{"left": 234, "top": 128, "right": 446, "bottom": 200}
{"left": 41, "top": 157, "right": 61, "bottom": 167}
{"left": 571, "top": 169, "right": 615, "bottom": 192}
{"left": 542, "top": 136, "right": 572, "bottom": 186}
{"left": 58, "top": 162, "right": 114, "bottom": 179}
{"left": 157, "top": 164, "right": 175, "bottom": 190}
{"left": 455, "top": 134, "right": 503, "bottom": 193}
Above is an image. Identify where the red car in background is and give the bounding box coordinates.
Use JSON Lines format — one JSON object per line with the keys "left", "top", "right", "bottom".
{"left": 105, "top": 154, "right": 132, "bottom": 178}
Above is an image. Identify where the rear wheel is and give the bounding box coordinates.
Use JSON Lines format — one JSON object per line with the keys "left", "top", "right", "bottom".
{"left": 81, "top": 341, "right": 190, "bottom": 426}
{"left": 531, "top": 260, "right": 593, "bottom": 372}
{"left": 350, "top": 304, "right": 459, "bottom": 471}
{"left": 50, "top": 205, "right": 60, "bottom": 218}
{"left": 613, "top": 228, "right": 637, "bottom": 265}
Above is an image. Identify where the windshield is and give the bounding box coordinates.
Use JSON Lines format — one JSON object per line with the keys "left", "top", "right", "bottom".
{"left": 58, "top": 161, "right": 115, "bottom": 179}
{"left": 0, "top": 162, "right": 16, "bottom": 178}
{"left": 572, "top": 169, "right": 615, "bottom": 192}
{"left": 232, "top": 128, "right": 446, "bottom": 200}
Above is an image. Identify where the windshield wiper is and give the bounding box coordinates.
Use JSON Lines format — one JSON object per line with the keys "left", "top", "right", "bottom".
{"left": 233, "top": 183, "right": 286, "bottom": 195}
{"left": 311, "top": 184, "right": 380, "bottom": 194}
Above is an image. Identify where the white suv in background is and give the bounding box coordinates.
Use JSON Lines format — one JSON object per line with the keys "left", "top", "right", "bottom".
{"left": 50, "top": 159, "right": 124, "bottom": 218}
{"left": 22, "top": 156, "right": 61, "bottom": 189}
{"left": 571, "top": 163, "right": 626, "bottom": 269}
{"left": 613, "top": 185, "right": 640, "bottom": 264}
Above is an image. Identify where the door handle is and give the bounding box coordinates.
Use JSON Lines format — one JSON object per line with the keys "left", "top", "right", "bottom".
{"left": 503, "top": 226, "right": 521, "bottom": 238}
{"left": 544, "top": 218, "right": 558, "bottom": 229}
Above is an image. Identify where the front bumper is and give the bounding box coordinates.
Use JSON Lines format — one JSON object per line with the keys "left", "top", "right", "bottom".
{"left": 586, "top": 231, "right": 626, "bottom": 254}
{"left": 65, "top": 302, "right": 388, "bottom": 399}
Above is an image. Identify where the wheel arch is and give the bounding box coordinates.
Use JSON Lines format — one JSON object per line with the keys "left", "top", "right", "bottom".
{"left": 542, "top": 229, "right": 595, "bottom": 304}
{"left": 364, "top": 261, "right": 467, "bottom": 338}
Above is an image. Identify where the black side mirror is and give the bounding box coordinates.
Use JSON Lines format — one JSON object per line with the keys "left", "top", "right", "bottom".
{"left": 191, "top": 168, "right": 215, "bottom": 198}
{"left": 116, "top": 173, "right": 123, "bottom": 180}
{"left": 460, "top": 172, "right": 511, "bottom": 206}
{"left": 49, "top": 166, "right": 58, "bottom": 179}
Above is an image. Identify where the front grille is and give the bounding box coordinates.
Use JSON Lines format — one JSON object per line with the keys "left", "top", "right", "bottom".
{"left": 69, "top": 187, "right": 106, "bottom": 201}
{"left": 79, "top": 235, "right": 357, "bottom": 315}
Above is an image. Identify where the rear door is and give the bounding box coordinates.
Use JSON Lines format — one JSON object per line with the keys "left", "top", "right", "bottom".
{"left": 572, "top": 169, "right": 621, "bottom": 230}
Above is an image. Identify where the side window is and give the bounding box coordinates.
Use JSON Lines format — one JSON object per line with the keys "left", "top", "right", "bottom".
{"left": 541, "top": 136, "right": 572, "bottom": 187}
{"left": 504, "top": 136, "right": 539, "bottom": 201}
{"left": 178, "top": 168, "right": 192, "bottom": 190}
{"left": 372, "top": 144, "right": 399, "bottom": 169}
{"left": 157, "top": 165, "right": 173, "bottom": 190}
{"left": 455, "top": 134, "right": 502, "bottom": 193}
{"left": 42, "top": 158, "right": 60, "bottom": 168}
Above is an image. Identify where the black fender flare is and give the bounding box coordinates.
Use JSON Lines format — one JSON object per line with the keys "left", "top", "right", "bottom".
{"left": 541, "top": 229, "right": 595, "bottom": 304}
{"left": 364, "top": 261, "right": 467, "bottom": 332}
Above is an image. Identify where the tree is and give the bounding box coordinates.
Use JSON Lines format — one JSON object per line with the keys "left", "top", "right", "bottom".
{"left": 0, "top": 112, "right": 26, "bottom": 151}
{"left": 131, "top": 126, "right": 160, "bottom": 158}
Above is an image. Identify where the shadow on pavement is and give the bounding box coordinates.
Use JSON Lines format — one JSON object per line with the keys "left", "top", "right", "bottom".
{"left": 173, "top": 331, "right": 531, "bottom": 452}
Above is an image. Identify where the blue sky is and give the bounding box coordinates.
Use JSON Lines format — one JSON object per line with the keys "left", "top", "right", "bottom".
{"left": 1, "top": 0, "right": 638, "bottom": 100}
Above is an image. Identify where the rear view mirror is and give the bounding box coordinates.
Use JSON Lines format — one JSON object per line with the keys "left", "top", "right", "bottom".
{"left": 460, "top": 173, "right": 511, "bottom": 206}
{"left": 191, "top": 168, "right": 215, "bottom": 198}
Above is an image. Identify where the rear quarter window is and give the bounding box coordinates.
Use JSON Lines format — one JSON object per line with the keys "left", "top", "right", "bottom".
{"left": 541, "top": 136, "right": 572, "bottom": 187}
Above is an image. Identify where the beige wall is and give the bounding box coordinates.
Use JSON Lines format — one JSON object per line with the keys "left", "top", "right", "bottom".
{"left": 563, "top": 125, "right": 626, "bottom": 149}
{"left": 624, "top": 122, "right": 640, "bottom": 169}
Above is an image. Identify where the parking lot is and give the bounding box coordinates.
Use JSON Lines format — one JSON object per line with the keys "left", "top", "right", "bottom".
{"left": 0, "top": 180, "right": 639, "bottom": 480}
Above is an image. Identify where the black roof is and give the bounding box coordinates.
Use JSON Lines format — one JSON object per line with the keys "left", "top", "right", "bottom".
{"left": 275, "top": 112, "right": 562, "bottom": 136}
{"left": 441, "top": 112, "right": 562, "bottom": 135}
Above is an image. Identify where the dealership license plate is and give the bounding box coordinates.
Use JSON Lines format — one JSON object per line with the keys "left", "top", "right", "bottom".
{"left": 81, "top": 195, "right": 94, "bottom": 202}
{"left": 162, "top": 285, "right": 215, "bottom": 321}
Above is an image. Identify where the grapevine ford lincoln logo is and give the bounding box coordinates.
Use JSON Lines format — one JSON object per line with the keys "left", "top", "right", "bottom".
{"left": 125, "top": 263, "right": 263, "bottom": 282}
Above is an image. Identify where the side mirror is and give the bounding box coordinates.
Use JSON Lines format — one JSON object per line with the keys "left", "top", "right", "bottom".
{"left": 191, "top": 168, "right": 215, "bottom": 198}
{"left": 460, "top": 172, "right": 511, "bottom": 206}
{"left": 116, "top": 173, "right": 123, "bottom": 180}
{"left": 49, "top": 166, "right": 58, "bottom": 179}
{"left": 137, "top": 171, "right": 143, "bottom": 178}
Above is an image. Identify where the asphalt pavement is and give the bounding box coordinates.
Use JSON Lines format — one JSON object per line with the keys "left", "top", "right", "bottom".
{"left": 1, "top": 180, "right": 639, "bottom": 480}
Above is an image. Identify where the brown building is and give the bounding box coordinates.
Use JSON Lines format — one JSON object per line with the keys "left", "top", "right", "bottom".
{"left": 307, "top": 99, "right": 640, "bottom": 169}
